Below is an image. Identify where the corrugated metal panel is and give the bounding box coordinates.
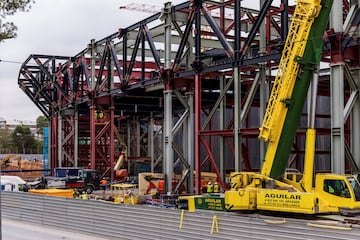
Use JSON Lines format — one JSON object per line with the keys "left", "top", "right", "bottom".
{"left": 2, "top": 192, "right": 360, "bottom": 240}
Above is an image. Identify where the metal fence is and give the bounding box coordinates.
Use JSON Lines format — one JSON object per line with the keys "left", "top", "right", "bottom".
{"left": 2, "top": 192, "right": 360, "bottom": 240}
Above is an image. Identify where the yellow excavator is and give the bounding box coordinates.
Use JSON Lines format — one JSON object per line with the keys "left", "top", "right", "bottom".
{"left": 0, "top": 155, "right": 21, "bottom": 168}
{"left": 225, "top": 0, "right": 360, "bottom": 216}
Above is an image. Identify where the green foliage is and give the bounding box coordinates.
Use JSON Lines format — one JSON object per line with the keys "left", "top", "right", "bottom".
{"left": 36, "top": 115, "right": 48, "bottom": 135}
{"left": 0, "top": 128, "right": 12, "bottom": 153}
{"left": 11, "top": 125, "right": 38, "bottom": 154}
{"left": 0, "top": 0, "right": 35, "bottom": 41}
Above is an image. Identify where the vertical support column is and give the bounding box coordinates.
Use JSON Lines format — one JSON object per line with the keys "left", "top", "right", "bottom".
{"left": 89, "top": 38, "right": 96, "bottom": 170}
{"left": 110, "top": 100, "right": 115, "bottom": 182}
{"left": 164, "top": 89, "right": 173, "bottom": 194}
{"left": 219, "top": 75, "right": 226, "bottom": 181}
{"left": 234, "top": 0, "right": 242, "bottom": 172}
{"left": 90, "top": 104, "right": 96, "bottom": 169}
{"left": 194, "top": 3, "right": 202, "bottom": 194}
{"left": 259, "top": 64, "right": 267, "bottom": 169}
{"left": 350, "top": 0, "right": 360, "bottom": 174}
{"left": 127, "top": 121, "right": 131, "bottom": 175}
{"left": 352, "top": 69, "right": 360, "bottom": 167}
{"left": 187, "top": 91, "right": 195, "bottom": 194}
{"left": 330, "top": 1, "right": 345, "bottom": 174}
{"left": 259, "top": 0, "right": 268, "bottom": 170}
{"left": 233, "top": 68, "right": 241, "bottom": 171}
{"left": 149, "top": 116, "right": 155, "bottom": 172}
{"left": 195, "top": 74, "right": 201, "bottom": 194}
{"left": 136, "top": 119, "right": 141, "bottom": 157}
{"left": 164, "top": 1, "right": 173, "bottom": 194}
{"left": 50, "top": 116, "right": 57, "bottom": 169}
{"left": 74, "top": 110, "right": 78, "bottom": 167}
{"left": 57, "top": 114, "right": 63, "bottom": 167}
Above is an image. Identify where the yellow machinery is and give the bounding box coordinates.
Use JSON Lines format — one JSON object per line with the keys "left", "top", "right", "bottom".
{"left": 110, "top": 183, "right": 138, "bottom": 204}
{"left": 225, "top": 0, "right": 360, "bottom": 216}
{"left": 0, "top": 155, "right": 21, "bottom": 167}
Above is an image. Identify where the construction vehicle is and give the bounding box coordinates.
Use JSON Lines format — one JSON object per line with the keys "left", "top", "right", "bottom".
{"left": 180, "top": 0, "right": 360, "bottom": 215}
{"left": 224, "top": 0, "right": 360, "bottom": 215}
{"left": 29, "top": 167, "right": 100, "bottom": 194}
{"left": 110, "top": 183, "right": 138, "bottom": 204}
{"left": 1, "top": 175, "right": 29, "bottom": 192}
{"left": 0, "top": 155, "right": 21, "bottom": 167}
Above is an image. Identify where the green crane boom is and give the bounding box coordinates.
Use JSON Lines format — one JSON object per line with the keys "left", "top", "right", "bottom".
{"left": 260, "top": 0, "right": 333, "bottom": 179}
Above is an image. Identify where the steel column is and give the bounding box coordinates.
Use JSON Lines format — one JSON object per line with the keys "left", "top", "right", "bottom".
{"left": 149, "top": 116, "right": 155, "bottom": 172}
{"left": 219, "top": 75, "right": 226, "bottom": 182}
{"left": 186, "top": 91, "right": 195, "bottom": 194}
{"left": 90, "top": 105, "right": 96, "bottom": 170}
{"left": 351, "top": 68, "right": 360, "bottom": 169}
{"left": 163, "top": 1, "right": 174, "bottom": 194}
{"left": 234, "top": 68, "right": 241, "bottom": 171}
{"left": 110, "top": 102, "right": 115, "bottom": 182}
{"left": 74, "top": 111, "right": 78, "bottom": 167}
{"left": 57, "top": 114, "right": 62, "bottom": 167}
{"left": 195, "top": 74, "right": 201, "bottom": 194}
{"left": 330, "top": 0, "right": 345, "bottom": 174}
{"left": 164, "top": 89, "right": 173, "bottom": 194}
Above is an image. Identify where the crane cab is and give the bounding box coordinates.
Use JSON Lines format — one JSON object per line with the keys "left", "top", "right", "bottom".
{"left": 315, "top": 174, "right": 360, "bottom": 215}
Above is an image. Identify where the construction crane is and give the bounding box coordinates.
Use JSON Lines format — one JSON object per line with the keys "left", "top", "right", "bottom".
{"left": 119, "top": 3, "right": 161, "bottom": 14}
{"left": 179, "top": 0, "right": 360, "bottom": 216}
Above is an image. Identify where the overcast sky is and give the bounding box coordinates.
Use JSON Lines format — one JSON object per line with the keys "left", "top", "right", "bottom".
{"left": 0, "top": 0, "right": 286, "bottom": 124}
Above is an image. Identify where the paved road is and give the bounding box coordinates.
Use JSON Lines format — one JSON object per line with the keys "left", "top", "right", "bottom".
{"left": 2, "top": 218, "right": 110, "bottom": 240}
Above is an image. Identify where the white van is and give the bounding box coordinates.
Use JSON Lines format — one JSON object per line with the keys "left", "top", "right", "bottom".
{"left": 1, "top": 176, "right": 29, "bottom": 192}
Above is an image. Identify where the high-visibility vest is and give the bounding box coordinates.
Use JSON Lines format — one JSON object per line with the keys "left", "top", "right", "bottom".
{"left": 207, "top": 184, "right": 213, "bottom": 193}
{"left": 213, "top": 184, "right": 219, "bottom": 193}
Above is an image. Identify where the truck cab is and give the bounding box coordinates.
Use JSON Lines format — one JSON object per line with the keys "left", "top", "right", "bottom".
{"left": 79, "top": 169, "right": 100, "bottom": 194}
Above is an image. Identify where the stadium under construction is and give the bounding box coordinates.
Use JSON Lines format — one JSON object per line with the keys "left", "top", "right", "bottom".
{"left": 17, "top": 0, "right": 360, "bottom": 197}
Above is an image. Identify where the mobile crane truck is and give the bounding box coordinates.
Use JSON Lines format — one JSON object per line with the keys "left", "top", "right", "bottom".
{"left": 225, "top": 0, "right": 360, "bottom": 216}
{"left": 179, "top": 0, "right": 360, "bottom": 215}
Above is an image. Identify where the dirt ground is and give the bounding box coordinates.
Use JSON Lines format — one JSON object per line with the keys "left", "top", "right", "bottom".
{"left": 2, "top": 160, "right": 44, "bottom": 181}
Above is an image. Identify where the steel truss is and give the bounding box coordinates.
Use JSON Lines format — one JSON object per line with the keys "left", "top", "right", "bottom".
{"left": 18, "top": 0, "right": 360, "bottom": 194}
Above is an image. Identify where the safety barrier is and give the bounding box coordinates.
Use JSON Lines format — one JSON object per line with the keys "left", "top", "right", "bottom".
{"left": 2, "top": 192, "right": 360, "bottom": 240}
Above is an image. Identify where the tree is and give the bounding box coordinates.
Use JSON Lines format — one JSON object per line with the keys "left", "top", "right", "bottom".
{"left": 36, "top": 115, "right": 48, "bottom": 135}
{"left": 0, "top": 128, "right": 12, "bottom": 153}
{"left": 11, "top": 125, "right": 37, "bottom": 154}
{"left": 0, "top": 0, "right": 34, "bottom": 41}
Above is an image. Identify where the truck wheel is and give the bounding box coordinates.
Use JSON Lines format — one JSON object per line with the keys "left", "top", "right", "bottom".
{"left": 85, "top": 186, "right": 94, "bottom": 194}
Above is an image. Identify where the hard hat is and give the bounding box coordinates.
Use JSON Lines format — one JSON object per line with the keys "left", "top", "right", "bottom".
{"left": 215, "top": 182, "right": 218, "bottom": 184}
{"left": 208, "top": 181, "right": 211, "bottom": 184}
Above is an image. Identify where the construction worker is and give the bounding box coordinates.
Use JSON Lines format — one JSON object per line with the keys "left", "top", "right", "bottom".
{"left": 207, "top": 181, "right": 213, "bottom": 194}
{"left": 81, "top": 191, "right": 88, "bottom": 200}
{"left": 100, "top": 178, "right": 107, "bottom": 191}
{"left": 213, "top": 182, "right": 219, "bottom": 193}
{"left": 73, "top": 188, "right": 80, "bottom": 198}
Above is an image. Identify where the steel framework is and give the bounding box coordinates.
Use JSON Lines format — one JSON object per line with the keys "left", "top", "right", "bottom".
{"left": 18, "top": 0, "right": 360, "bottom": 194}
